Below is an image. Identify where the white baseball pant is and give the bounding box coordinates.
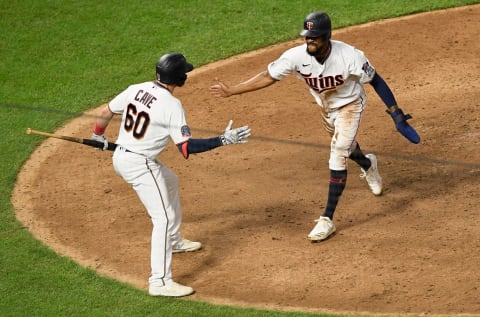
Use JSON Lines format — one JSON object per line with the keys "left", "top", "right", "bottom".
{"left": 319, "top": 100, "right": 365, "bottom": 170}
{"left": 112, "top": 146, "right": 183, "bottom": 287}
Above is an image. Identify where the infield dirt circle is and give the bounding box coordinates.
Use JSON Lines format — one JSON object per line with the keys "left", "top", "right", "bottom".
{"left": 13, "top": 5, "right": 480, "bottom": 315}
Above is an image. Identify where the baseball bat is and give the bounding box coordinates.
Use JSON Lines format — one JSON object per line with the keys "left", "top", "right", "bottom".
{"left": 26, "top": 128, "right": 117, "bottom": 151}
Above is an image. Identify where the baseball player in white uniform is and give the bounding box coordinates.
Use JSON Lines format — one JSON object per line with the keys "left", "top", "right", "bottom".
{"left": 210, "top": 12, "right": 419, "bottom": 242}
{"left": 91, "top": 53, "right": 251, "bottom": 297}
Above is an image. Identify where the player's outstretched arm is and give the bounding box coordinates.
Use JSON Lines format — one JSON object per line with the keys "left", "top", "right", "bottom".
{"left": 210, "top": 71, "right": 276, "bottom": 97}
{"left": 369, "top": 73, "right": 420, "bottom": 144}
{"left": 177, "top": 120, "right": 251, "bottom": 159}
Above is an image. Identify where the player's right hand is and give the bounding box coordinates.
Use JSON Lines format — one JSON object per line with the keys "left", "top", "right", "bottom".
{"left": 209, "top": 78, "right": 232, "bottom": 98}
{"left": 91, "top": 133, "right": 109, "bottom": 150}
{"left": 220, "top": 120, "right": 251, "bottom": 145}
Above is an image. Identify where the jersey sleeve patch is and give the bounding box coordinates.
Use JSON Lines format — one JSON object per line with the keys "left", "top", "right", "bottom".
{"left": 362, "top": 62, "right": 375, "bottom": 77}
{"left": 181, "top": 125, "right": 191, "bottom": 137}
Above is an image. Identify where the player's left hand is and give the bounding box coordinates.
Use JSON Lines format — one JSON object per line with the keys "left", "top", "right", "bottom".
{"left": 91, "top": 132, "right": 109, "bottom": 150}
{"left": 388, "top": 107, "right": 420, "bottom": 144}
{"left": 220, "top": 120, "right": 251, "bottom": 145}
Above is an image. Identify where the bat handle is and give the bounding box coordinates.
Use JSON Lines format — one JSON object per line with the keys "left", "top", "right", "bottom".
{"left": 82, "top": 139, "right": 118, "bottom": 151}
{"left": 107, "top": 142, "right": 117, "bottom": 151}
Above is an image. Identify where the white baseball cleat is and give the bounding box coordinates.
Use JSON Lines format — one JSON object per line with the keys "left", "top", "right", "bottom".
{"left": 149, "top": 280, "right": 194, "bottom": 297}
{"left": 307, "top": 216, "right": 336, "bottom": 242}
{"left": 172, "top": 239, "right": 202, "bottom": 253}
{"left": 360, "top": 153, "right": 383, "bottom": 196}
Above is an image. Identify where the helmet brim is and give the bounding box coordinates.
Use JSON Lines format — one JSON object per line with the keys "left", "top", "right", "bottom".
{"left": 300, "top": 29, "right": 325, "bottom": 38}
{"left": 184, "top": 62, "right": 194, "bottom": 73}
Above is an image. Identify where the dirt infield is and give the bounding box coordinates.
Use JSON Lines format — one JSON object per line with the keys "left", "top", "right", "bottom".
{"left": 13, "top": 5, "right": 480, "bottom": 315}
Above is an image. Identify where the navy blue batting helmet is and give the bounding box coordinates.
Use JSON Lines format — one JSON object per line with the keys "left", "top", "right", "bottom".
{"left": 300, "top": 12, "right": 331, "bottom": 41}
{"left": 155, "top": 53, "right": 194, "bottom": 87}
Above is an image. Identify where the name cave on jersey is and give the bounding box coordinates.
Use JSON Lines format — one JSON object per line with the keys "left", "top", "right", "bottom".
{"left": 134, "top": 89, "right": 157, "bottom": 108}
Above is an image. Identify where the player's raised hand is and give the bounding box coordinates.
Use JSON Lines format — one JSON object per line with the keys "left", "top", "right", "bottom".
{"left": 210, "top": 78, "right": 232, "bottom": 98}
{"left": 220, "top": 119, "right": 251, "bottom": 145}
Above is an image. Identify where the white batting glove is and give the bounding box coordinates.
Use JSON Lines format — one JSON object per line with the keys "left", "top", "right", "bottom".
{"left": 91, "top": 133, "right": 109, "bottom": 150}
{"left": 219, "top": 120, "right": 251, "bottom": 145}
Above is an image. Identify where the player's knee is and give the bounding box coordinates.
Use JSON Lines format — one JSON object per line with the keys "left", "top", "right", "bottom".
{"left": 329, "top": 154, "right": 348, "bottom": 170}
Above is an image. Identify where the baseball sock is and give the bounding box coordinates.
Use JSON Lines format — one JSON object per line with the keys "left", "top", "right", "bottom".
{"left": 349, "top": 143, "right": 371, "bottom": 171}
{"left": 322, "top": 169, "right": 347, "bottom": 220}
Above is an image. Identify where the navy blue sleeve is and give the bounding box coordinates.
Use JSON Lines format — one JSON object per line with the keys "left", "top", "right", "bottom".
{"left": 176, "top": 137, "right": 223, "bottom": 159}
{"left": 369, "top": 72, "right": 397, "bottom": 107}
{"left": 369, "top": 72, "right": 421, "bottom": 144}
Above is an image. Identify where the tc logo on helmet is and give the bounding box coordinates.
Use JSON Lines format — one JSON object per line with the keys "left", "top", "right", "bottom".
{"left": 306, "top": 22, "right": 314, "bottom": 30}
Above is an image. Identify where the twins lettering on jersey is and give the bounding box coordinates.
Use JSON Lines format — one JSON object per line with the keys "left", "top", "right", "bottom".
{"left": 298, "top": 71, "right": 345, "bottom": 94}
{"left": 297, "top": 61, "right": 373, "bottom": 94}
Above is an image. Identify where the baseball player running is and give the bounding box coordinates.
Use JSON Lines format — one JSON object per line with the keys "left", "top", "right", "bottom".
{"left": 91, "top": 53, "right": 251, "bottom": 297}
{"left": 210, "top": 12, "right": 419, "bottom": 242}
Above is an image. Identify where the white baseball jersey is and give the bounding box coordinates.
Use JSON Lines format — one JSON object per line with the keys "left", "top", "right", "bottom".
{"left": 267, "top": 40, "right": 376, "bottom": 112}
{"left": 108, "top": 81, "right": 191, "bottom": 160}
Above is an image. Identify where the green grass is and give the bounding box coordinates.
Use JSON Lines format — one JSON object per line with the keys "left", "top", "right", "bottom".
{"left": 1, "top": 0, "right": 478, "bottom": 316}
